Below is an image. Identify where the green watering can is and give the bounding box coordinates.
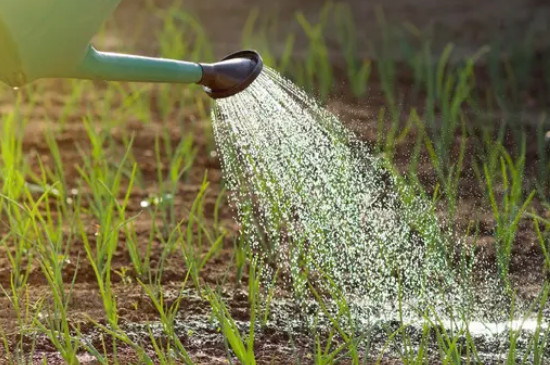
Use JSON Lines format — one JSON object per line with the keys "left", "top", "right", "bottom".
{"left": 0, "top": 0, "right": 263, "bottom": 98}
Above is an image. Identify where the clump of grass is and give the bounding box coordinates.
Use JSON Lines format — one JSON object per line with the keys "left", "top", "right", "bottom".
{"left": 75, "top": 124, "right": 137, "bottom": 328}
{"left": 334, "top": 3, "right": 372, "bottom": 99}
{"left": 0, "top": 282, "right": 40, "bottom": 364}
{"left": 0, "top": 106, "right": 34, "bottom": 289}
{"left": 139, "top": 275, "right": 194, "bottom": 364}
{"left": 295, "top": 2, "right": 334, "bottom": 102}
{"left": 533, "top": 217, "right": 550, "bottom": 279}
{"left": 483, "top": 137, "right": 535, "bottom": 289}
{"left": 206, "top": 258, "right": 260, "bottom": 365}
{"left": 241, "top": 8, "right": 296, "bottom": 75}
{"left": 307, "top": 271, "right": 372, "bottom": 364}
{"left": 373, "top": 7, "right": 398, "bottom": 117}
{"left": 535, "top": 114, "right": 550, "bottom": 200}
{"left": 153, "top": 130, "right": 197, "bottom": 234}
{"left": 170, "top": 174, "right": 226, "bottom": 290}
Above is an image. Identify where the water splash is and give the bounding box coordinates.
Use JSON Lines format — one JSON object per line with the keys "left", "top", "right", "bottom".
{"left": 212, "top": 68, "right": 466, "bottom": 314}
{"left": 210, "top": 67, "right": 549, "bottom": 360}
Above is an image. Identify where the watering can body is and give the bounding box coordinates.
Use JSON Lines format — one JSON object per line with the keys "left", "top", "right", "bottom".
{"left": 0, "top": 0, "right": 123, "bottom": 85}
{"left": 0, "top": 0, "right": 263, "bottom": 98}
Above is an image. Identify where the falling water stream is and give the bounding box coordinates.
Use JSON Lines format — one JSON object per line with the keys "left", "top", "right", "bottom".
{"left": 210, "top": 68, "right": 549, "bottom": 361}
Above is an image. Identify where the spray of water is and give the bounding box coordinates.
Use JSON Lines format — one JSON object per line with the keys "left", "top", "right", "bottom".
{"left": 213, "top": 68, "right": 466, "bottom": 314}
{"left": 211, "top": 68, "right": 549, "bottom": 360}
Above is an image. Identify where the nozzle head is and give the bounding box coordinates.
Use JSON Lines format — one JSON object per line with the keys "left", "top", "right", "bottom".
{"left": 199, "top": 50, "right": 263, "bottom": 99}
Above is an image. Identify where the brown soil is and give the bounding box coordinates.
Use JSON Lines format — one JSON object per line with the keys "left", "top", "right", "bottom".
{"left": 1, "top": 0, "right": 549, "bottom": 364}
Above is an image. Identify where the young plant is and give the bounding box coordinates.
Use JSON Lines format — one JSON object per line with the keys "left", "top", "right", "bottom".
{"left": 76, "top": 129, "right": 138, "bottom": 326}
{"left": 307, "top": 275, "right": 370, "bottom": 365}
{"left": 0, "top": 277, "right": 41, "bottom": 364}
{"left": 334, "top": 3, "right": 372, "bottom": 99}
{"left": 172, "top": 175, "right": 225, "bottom": 290}
{"left": 295, "top": 2, "right": 334, "bottom": 102}
{"left": 154, "top": 130, "right": 197, "bottom": 232}
{"left": 374, "top": 7, "right": 398, "bottom": 119}
{"left": 206, "top": 258, "right": 260, "bottom": 365}
{"left": 483, "top": 138, "right": 535, "bottom": 289}
{"left": 241, "top": 8, "right": 296, "bottom": 75}
{"left": 533, "top": 217, "right": 550, "bottom": 279}
{"left": 0, "top": 107, "right": 34, "bottom": 288}
{"left": 138, "top": 274, "right": 195, "bottom": 364}
{"left": 535, "top": 113, "right": 550, "bottom": 200}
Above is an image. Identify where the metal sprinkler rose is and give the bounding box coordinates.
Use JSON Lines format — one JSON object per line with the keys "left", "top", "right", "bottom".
{"left": 0, "top": 0, "right": 263, "bottom": 99}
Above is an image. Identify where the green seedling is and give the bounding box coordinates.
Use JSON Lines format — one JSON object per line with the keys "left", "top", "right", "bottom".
{"left": 177, "top": 176, "right": 226, "bottom": 291}
{"left": 307, "top": 274, "right": 370, "bottom": 365}
{"left": 241, "top": 8, "right": 295, "bottom": 76}
{"left": 484, "top": 138, "right": 535, "bottom": 289}
{"left": 0, "top": 281, "right": 40, "bottom": 364}
{"left": 206, "top": 259, "right": 260, "bottom": 365}
{"left": 335, "top": 3, "right": 372, "bottom": 99}
{"left": 139, "top": 272, "right": 194, "bottom": 364}
{"left": 535, "top": 114, "right": 550, "bottom": 200}
{"left": 533, "top": 217, "right": 550, "bottom": 278}
{"left": 295, "top": 2, "right": 334, "bottom": 102}
{"left": 374, "top": 7, "right": 398, "bottom": 119}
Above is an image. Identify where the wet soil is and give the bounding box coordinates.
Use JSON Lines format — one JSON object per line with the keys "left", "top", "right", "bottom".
{"left": 1, "top": 0, "right": 549, "bottom": 363}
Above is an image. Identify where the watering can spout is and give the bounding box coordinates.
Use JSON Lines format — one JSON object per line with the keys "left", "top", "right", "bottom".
{"left": 198, "top": 50, "right": 264, "bottom": 99}
{"left": 75, "top": 48, "right": 263, "bottom": 99}
{"left": 75, "top": 46, "right": 204, "bottom": 85}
